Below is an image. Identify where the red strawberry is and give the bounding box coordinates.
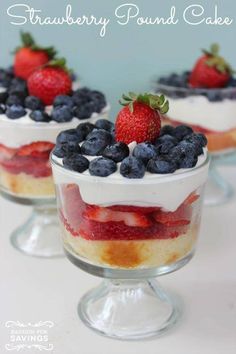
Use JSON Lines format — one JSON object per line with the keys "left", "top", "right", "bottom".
{"left": 108, "top": 205, "right": 160, "bottom": 214}
{"left": 1, "top": 156, "right": 51, "bottom": 177}
{"left": 153, "top": 204, "right": 192, "bottom": 227}
{"left": 17, "top": 142, "right": 55, "bottom": 158}
{"left": 27, "top": 59, "right": 72, "bottom": 105}
{"left": 115, "top": 92, "right": 169, "bottom": 144}
{"left": 83, "top": 205, "right": 152, "bottom": 227}
{"left": 183, "top": 192, "right": 199, "bottom": 205}
{"left": 0, "top": 144, "right": 17, "bottom": 160}
{"left": 79, "top": 219, "right": 187, "bottom": 241}
{"left": 14, "top": 32, "right": 56, "bottom": 80}
{"left": 189, "top": 44, "right": 233, "bottom": 88}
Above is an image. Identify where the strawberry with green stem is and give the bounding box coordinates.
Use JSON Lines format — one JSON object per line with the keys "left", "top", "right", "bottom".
{"left": 14, "top": 31, "right": 57, "bottom": 80}
{"left": 115, "top": 92, "right": 169, "bottom": 144}
{"left": 189, "top": 43, "right": 234, "bottom": 88}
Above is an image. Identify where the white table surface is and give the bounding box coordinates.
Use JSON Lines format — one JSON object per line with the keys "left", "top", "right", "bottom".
{"left": 0, "top": 165, "right": 236, "bottom": 354}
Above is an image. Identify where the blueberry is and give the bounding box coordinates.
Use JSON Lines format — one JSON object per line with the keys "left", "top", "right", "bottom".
{"left": 206, "top": 90, "right": 223, "bottom": 102}
{"left": 227, "top": 77, "right": 236, "bottom": 87}
{"left": 74, "top": 104, "right": 94, "bottom": 119}
{"left": 62, "top": 141, "right": 81, "bottom": 155}
{"left": 147, "top": 157, "right": 177, "bottom": 174}
{"left": 155, "top": 135, "right": 178, "bottom": 155}
{"left": 120, "top": 156, "right": 145, "bottom": 179}
{"left": 103, "top": 142, "right": 129, "bottom": 162}
{"left": 173, "top": 125, "right": 193, "bottom": 141}
{"left": 51, "top": 105, "right": 73, "bottom": 122}
{"left": 133, "top": 142, "right": 157, "bottom": 164}
{"left": 95, "top": 119, "right": 114, "bottom": 132}
{"left": 76, "top": 122, "right": 95, "bottom": 140}
{"left": 179, "top": 154, "right": 198, "bottom": 169}
{"left": 53, "top": 95, "right": 74, "bottom": 109}
{"left": 0, "top": 91, "right": 8, "bottom": 104}
{"left": 9, "top": 78, "right": 28, "bottom": 95}
{"left": 91, "top": 90, "right": 106, "bottom": 111}
{"left": 25, "top": 96, "right": 44, "bottom": 110}
{"left": 6, "top": 104, "right": 26, "bottom": 119}
{"left": 63, "top": 153, "right": 89, "bottom": 173}
{"left": 53, "top": 145, "right": 66, "bottom": 158}
{"left": 6, "top": 94, "right": 24, "bottom": 106}
{"left": 160, "top": 125, "right": 175, "bottom": 136}
{"left": 184, "top": 133, "right": 207, "bottom": 154}
{"left": 89, "top": 157, "right": 117, "bottom": 177}
{"left": 168, "top": 141, "right": 197, "bottom": 166}
{"left": 29, "top": 110, "right": 50, "bottom": 122}
{"left": 56, "top": 129, "right": 82, "bottom": 145}
{"left": 0, "top": 69, "right": 13, "bottom": 88}
{"left": 81, "top": 129, "right": 112, "bottom": 156}
{"left": 0, "top": 104, "right": 6, "bottom": 114}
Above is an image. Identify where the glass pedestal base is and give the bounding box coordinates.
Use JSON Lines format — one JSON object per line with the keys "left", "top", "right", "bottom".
{"left": 10, "top": 205, "right": 63, "bottom": 258}
{"left": 78, "top": 279, "right": 181, "bottom": 340}
{"left": 204, "top": 154, "right": 234, "bottom": 206}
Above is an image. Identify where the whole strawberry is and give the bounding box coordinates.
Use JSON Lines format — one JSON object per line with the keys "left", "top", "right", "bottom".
{"left": 189, "top": 44, "right": 233, "bottom": 88}
{"left": 14, "top": 32, "right": 56, "bottom": 80}
{"left": 27, "top": 59, "right": 72, "bottom": 105}
{"left": 115, "top": 93, "right": 169, "bottom": 144}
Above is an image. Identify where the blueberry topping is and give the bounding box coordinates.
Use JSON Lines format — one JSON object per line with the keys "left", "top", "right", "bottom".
{"left": 6, "top": 104, "right": 26, "bottom": 119}
{"left": 120, "top": 156, "right": 145, "bottom": 179}
{"left": 51, "top": 105, "right": 73, "bottom": 122}
{"left": 133, "top": 142, "right": 157, "bottom": 164}
{"left": 53, "top": 145, "right": 66, "bottom": 158}
{"left": 89, "top": 157, "right": 117, "bottom": 177}
{"left": 228, "top": 77, "right": 236, "bottom": 87}
{"left": 76, "top": 122, "right": 95, "bottom": 140}
{"left": 53, "top": 95, "right": 74, "bottom": 109}
{"left": 206, "top": 90, "right": 223, "bottom": 102}
{"left": 184, "top": 133, "right": 207, "bottom": 154}
{"left": 29, "top": 110, "right": 50, "bottom": 122}
{"left": 74, "top": 103, "right": 94, "bottom": 119}
{"left": 0, "top": 91, "right": 8, "bottom": 104}
{"left": 8, "top": 78, "right": 28, "bottom": 95}
{"left": 173, "top": 125, "right": 193, "bottom": 141}
{"left": 155, "top": 135, "right": 178, "bottom": 154}
{"left": 0, "top": 69, "right": 13, "bottom": 88}
{"left": 72, "top": 87, "right": 106, "bottom": 115}
{"left": 160, "top": 125, "right": 175, "bottom": 136}
{"left": 63, "top": 153, "right": 89, "bottom": 173}
{"left": 25, "top": 96, "right": 44, "bottom": 110}
{"left": 56, "top": 129, "right": 82, "bottom": 144}
{"left": 102, "top": 142, "right": 129, "bottom": 162}
{"left": 0, "top": 104, "right": 6, "bottom": 114}
{"left": 179, "top": 154, "right": 198, "bottom": 169}
{"left": 81, "top": 129, "right": 112, "bottom": 155}
{"left": 169, "top": 141, "right": 197, "bottom": 166}
{"left": 95, "top": 119, "right": 114, "bottom": 132}
{"left": 147, "top": 157, "right": 177, "bottom": 174}
{"left": 6, "top": 94, "right": 24, "bottom": 106}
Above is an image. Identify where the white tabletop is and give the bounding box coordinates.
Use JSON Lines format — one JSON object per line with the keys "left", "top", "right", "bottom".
{"left": 1, "top": 164, "right": 236, "bottom": 354}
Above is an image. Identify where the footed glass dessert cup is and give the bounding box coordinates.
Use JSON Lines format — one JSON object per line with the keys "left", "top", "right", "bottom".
{"left": 154, "top": 82, "right": 236, "bottom": 206}
{"left": 51, "top": 153, "right": 209, "bottom": 340}
{"left": 0, "top": 111, "right": 109, "bottom": 258}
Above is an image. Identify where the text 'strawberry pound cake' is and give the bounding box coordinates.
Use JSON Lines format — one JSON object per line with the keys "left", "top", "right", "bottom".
{"left": 51, "top": 93, "right": 209, "bottom": 269}
{"left": 155, "top": 44, "right": 236, "bottom": 153}
{"left": 0, "top": 32, "right": 109, "bottom": 199}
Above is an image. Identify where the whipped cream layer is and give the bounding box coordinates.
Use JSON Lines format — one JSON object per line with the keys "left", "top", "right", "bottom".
{"left": 0, "top": 106, "right": 110, "bottom": 148}
{"left": 52, "top": 147, "right": 208, "bottom": 212}
{"left": 167, "top": 95, "right": 236, "bottom": 132}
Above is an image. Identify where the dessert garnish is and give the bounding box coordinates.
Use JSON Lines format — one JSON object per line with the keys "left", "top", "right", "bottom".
{"left": 14, "top": 31, "right": 56, "bottom": 80}
{"left": 53, "top": 93, "right": 207, "bottom": 177}
{"left": 189, "top": 43, "right": 234, "bottom": 88}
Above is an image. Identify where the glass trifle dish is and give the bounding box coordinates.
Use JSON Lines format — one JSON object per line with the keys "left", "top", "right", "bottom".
{"left": 154, "top": 44, "right": 236, "bottom": 205}
{"left": 51, "top": 93, "right": 209, "bottom": 339}
{"left": 0, "top": 32, "right": 109, "bottom": 257}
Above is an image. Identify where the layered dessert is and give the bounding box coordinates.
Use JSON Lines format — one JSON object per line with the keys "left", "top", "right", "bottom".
{"left": 155, "top": 44, "right": 236, "bottom": 153}
{"left": 52, "top": 93, "right": 209, "bottom": 269}
{"left": 0, "top": 32, "right": 108, "bottom": 199}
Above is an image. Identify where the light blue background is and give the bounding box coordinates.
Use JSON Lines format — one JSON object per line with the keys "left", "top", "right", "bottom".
{"left": 0, "top": 0, "right": 235, "bottom": 117}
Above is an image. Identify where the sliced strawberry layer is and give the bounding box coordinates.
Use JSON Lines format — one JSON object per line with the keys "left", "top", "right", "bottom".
{"left": 108, "top": 205, "right": 160, "bottom": 214}
{"left": 17, "top": 142, "right": 55, "bottom": 158}
{"left": 1, "top": 156, "right": 51, "bottom": 177}
{"left": 153, "top": 204, "right": 192, "bottom": 226}
{"left": 83, "top": 205, "right": 152, "bottom": 227}
{"left": 184, "top": 192, "right": 200, "bottom": 205}
{"left": 78, "top": 219, "right": 188, "bottom": 241}
{"left": 0, "top": 144, "right": 17, "bottom": 161}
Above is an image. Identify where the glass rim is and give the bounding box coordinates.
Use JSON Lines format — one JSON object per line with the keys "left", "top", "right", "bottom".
{"left": 154, "top": 82, "right": 236, "bottom": 94}
{"left": 51, "top": 151, "right": 210, "bottom": 185}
